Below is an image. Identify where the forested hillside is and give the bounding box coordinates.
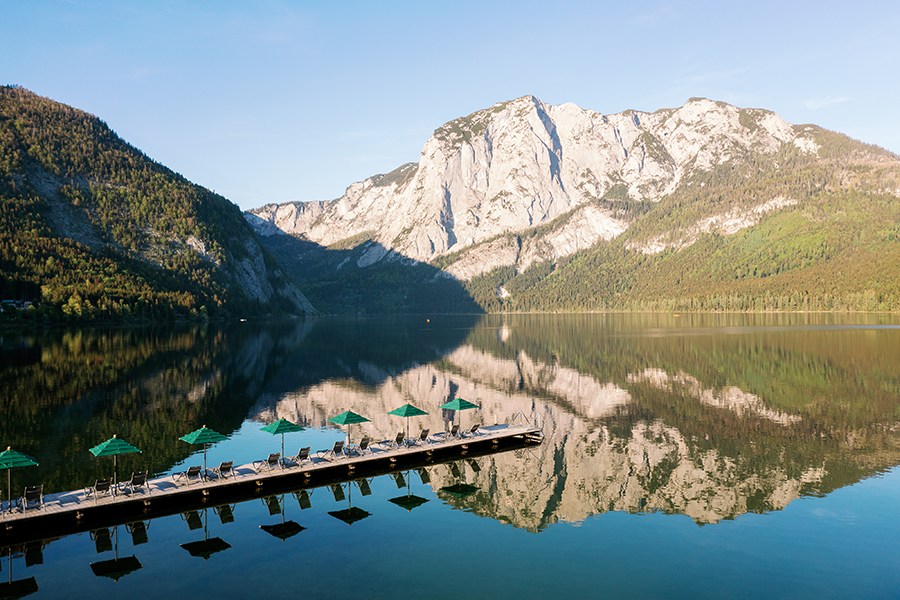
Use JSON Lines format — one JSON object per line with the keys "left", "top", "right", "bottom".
{"left": 0, "top": 86, "right": 310, "bottom": 324}
{"left": 460, "top": 129, "right": 900, "bottom": 313}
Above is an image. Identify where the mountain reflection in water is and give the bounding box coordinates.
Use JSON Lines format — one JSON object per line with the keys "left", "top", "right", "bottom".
{"left": 2, "top": 313, "right": 899, "bottom": 530}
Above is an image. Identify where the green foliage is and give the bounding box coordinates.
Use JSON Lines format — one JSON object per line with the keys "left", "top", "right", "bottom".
{"left": 0, "top": 86, "right": 303, "bottom": 324}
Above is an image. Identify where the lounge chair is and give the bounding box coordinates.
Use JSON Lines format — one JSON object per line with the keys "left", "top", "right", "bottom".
{"left": 317, "top": 441, "right": 345, "bottom": 460}
{"left": 182, "top": 510, "right": 203, "bottom": 530}
{"left": 417, "top": 468, "right": 431, "bottom": 484}
{"left": 127, "top": 521, "right": 149, "bottom": 546}
{"left": 462, "top": 423, "right": 481, "bottom": 437}
{"left": 433, "top": 425, "right": 460, "bottom": 442}
{"left": 409, "top": 429, "right": 431, "bottom": 446}
{"left": 84, "top": 478, "right": 113, "bottom": 502}
{"left": 173, "top": 465, "right": 203, "bottom": 486}
{"left": 286, "top": 447, "right": 311, "bottom": 467}
{"left": 20, "top": 485, "right": 42, "bottom": 511}
{"left": 380, "top": 431, "right": 405, "bottom": 449}
{"left": 263, "top": 496, "right": 282, "bottom": 516}
{"left": 211, "top": 461, "right": 235, "bottom": 480}
{"left": 348, "top": 437, "right": 371, "bottom": 456}
{"left": 91, "top": 528, "right": 113, "bottom": 553}
{"left": 24, "top": 541, "right": 43, "bottom": 567}
{"left": 392, "top": 472, "right": 407, "bottom": 489}
{"left": 215, "top": 504, "right": 235, "bottom": 524}
{"left": 254, "top": 453, "right": 282, "bottom": 472}
{"left": 356, "top": 478, "right": 373, "bottom": 496}
{"left": 295, "top": 489, "right": 312, "bottom": 510}
{"left": 330, "top": 483, "right": 346, "bottom": 503}
{"left": 122, "top": 470, "right": 149, "bottom": 495}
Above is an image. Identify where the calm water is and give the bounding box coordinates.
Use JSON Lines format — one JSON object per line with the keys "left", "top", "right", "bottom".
{"left": 1, "top": 314, "right": 899, "bottom": 599}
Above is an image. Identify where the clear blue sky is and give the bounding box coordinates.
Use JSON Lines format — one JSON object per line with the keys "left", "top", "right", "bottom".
{"left": 3, "top": 0, "right": 899, "bottom": 210}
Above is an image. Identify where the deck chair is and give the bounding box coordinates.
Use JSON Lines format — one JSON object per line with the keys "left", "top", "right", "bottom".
{"left": 254, "top": 453, "right": 282, "bottom": 472}
{"left": 462, "top": 423, "right": 481, "bottom": 437}
{"left": 466, "top": 458, "right": 481, "bottom": 473}
{"left": 173, "top": 465, "right": 203, "bottom": 486}
{"left": 295, "top": 490, "right": 312, "bottom": 510}
{"left": 287, "top": 447, "right": 311, "bottom": 466}
{"left": 348, "top": 437, "right": 371, "bottom": 456}
{"left": 122, "top": 470, "right": 149, "bottom": 495}
{"left": 380, "top": 431, "right": 405, "bottom": 449}
{"left": 84, "top": 478, "right": 113, "bottom": 502}
{"left": 392, "top": 472, "right": 407, "bottom": 489}
{"left": 330, "top": 483, "right": 346, "bottom": 503}
{"left": 318, "top": 440, "right": 345, "bottom": 460}
{"left": 24, "top": 541, "right": 43, "bottom": 567}
{"left": 433, "top": 424, "right": 460, "bottom": 442}
{"left": 355, "top": 478, "right": 373, "bottom": 496}
{"left": 263, "top": 496, "right": 282, "bottom": 516}
{"left": 211, "top": 461, "right": 234, "bottom": 480}
{"left": 417, "top": 468, "right": 431, "bottom": 485}
{"left": 127, "top": 521, "right": 149, "bottom": 546}
{"left": 409, "top": 429, "right": 431, "bottom": 446}
{"left": 91, "top": 528, "right": 113, "bottom": 553}
{"left": 21, "top": 485, "right": 43, "bottom": 511}
{"left": 182, "top": 510, "right": 203, "bottom": 531}
{"left": 215, "top": 504, "right": 235, "bottom": 524}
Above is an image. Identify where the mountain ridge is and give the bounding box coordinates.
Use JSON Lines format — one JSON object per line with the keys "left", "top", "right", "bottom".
{"left": 247, "top": 95, "right": 900, "bottom": 314}
{"left": 0, "top": 86, "right": 314, "bottom": 322}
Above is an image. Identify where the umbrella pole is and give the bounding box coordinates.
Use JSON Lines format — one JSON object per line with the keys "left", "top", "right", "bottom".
{"left": 7, "top": 469, "right": 10, "bottom": 514}
{"left": 114, "top": 455, "right": 118, "bottom": 495}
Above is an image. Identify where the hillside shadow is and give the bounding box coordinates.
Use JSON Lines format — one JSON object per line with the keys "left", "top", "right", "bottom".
{"left": 259, "top": 234, "right": 483, "bottom": 314}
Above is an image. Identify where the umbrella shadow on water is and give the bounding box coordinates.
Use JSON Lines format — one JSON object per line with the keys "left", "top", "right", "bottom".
{"left": 259, "top": 494, "right": 306, "bottom": 541}
{"left": 180, "top": 508, "right": 231, "bottom": 560}
{"left": 90, "top": 525, "right": 143, "bottom": 582}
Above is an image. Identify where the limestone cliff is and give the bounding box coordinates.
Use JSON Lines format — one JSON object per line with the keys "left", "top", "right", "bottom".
{"left": 247, "top": 96, "right": 822, "bottom": 279}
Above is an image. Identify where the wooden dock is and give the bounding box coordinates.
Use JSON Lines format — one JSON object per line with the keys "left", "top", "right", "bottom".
{"left": 0, "top": 423, "right": 542, "bottom": 545}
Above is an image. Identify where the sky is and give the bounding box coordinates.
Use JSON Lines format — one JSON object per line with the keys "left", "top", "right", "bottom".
{"left": 3, "top": 0, "right": 899, "bottom": 211}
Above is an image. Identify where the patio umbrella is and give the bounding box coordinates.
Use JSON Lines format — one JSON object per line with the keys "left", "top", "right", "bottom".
{"left": 388, "top": 471, "right": 429, "bottom": 512}
{"left": 178, "top": 426, "right": 227, "bottom": 475}
{"left": 387, "top": 403, "right": 428, "bottom": 441}
{"left": 327, "top": 482, "right": 371, "bottom": 526}
{"left": 181, "top": 508, "right": 231, "bottom": 560}
{"left": 439, "top": 397, "right": 479, "bottom": 428}
{"left": 0, "top": 447, "right": 38, "bottom": 512}
{"left": 0, "top": 546, "right": 39, "bottom": 600}
{"left": 327, "top": 411, "right": 369, "bottom": 445}
{"left": 439, "top": 483, "right": 479, "bottom": 498}
{"left": 88, "top": 436, "right": 140, "bottom": 490}
{"left": 259, "top": 495, "right": 306, "bottom": 541}
{"left": 90, "top": 526, "right": 143, "bottom": 582}
{"left": 259, "top": 418, "right": 305, "bottom": 461}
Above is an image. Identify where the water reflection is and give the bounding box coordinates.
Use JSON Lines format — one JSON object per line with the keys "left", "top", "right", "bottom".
{"left": 2, "top": 313, "right": 900, "bottom": 533}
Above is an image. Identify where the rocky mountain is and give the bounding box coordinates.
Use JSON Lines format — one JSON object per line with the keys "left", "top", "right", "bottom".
{"left": 247, "top": 95, "right": 900, "bottom": 314}
{"left": 0, "top": 86, "right": 314, "bottom": 321}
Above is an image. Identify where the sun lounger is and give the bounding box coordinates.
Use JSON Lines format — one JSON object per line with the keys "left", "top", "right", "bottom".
{"left": 211, "top": 461, "right": 235, "bottom": 480}
{"left": 286, "top": 447, "right": 311, "bottom": 466}
{"left": 317, "top": 441, "right": 345, "bottom": 460}
{"left": 20, "top": 485, "right": 43, "bottom": 511}
{"left": 84, "top": 478, "right": 113, "bottom": 502}
{"left": 122, "top": 470, "right": 149, "bottom": 495}
{"left": 254, "top": 453, "right": 282, "bottom": 472}
{"left": 408, "top": 429, "right": 431, "bottom": 446}
{"left": 348, "top": 437, "right": 371, "bottom": 456}
{"left": 173, "top": 465, "right": 203, "bottom": 486}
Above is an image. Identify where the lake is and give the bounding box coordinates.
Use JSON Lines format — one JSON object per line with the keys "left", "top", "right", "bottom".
{"left": 1, "top": 313, "right": 899, "bottom": 599}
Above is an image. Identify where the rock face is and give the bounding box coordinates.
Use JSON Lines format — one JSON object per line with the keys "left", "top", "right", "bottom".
{"left": 247, "top": 96, "right": 819, "bottom": 278}
{"left": 250, "top": 342, "right": 838, "bottom": 528}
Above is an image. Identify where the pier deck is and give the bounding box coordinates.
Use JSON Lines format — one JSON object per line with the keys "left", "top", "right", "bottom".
{"left": 1, "top": 423, "right": 542, "bottom": 543}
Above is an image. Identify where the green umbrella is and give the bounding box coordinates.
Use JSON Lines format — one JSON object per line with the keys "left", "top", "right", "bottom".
{"left": 260, "top": 418, "right": 305, "bottom": 461}
{"left": 0, "top": 447, "right": 38, "bottom": 513}
{"left": 179, "top": 426, "right": 227, "bottom": 475}
{"left": 439, "top": 397, "right": 479, "bottom": 427}
{"left": 89, "top": 436, "right": 141, "bottom": 490}
{"left": 439, "top": 483, "right": 479, "bottom": 498}
{"left": 387, "top": 403, "right": 428, "bottom": 441}
{"left": 327, "top": 411, "right": 370, "bottom": 445}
